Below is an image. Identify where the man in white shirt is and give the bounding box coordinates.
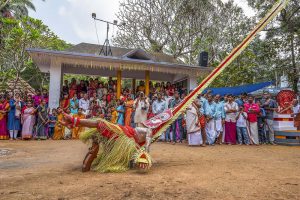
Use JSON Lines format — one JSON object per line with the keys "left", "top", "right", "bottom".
{"left": 224, "top": 94, "right": 239, "bottom": 144}
{"left": 79, "top": 93, "right": 90, "bottom": 115}
{"left": 152, "top": 93, "right": 167, "bottom": 115}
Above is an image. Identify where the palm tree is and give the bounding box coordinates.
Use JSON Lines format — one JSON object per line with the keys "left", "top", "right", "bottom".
{"left": 0, "top": 0, "right": 44, "bottom": 19}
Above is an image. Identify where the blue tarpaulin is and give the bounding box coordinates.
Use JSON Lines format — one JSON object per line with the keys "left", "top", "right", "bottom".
{"left": 203, "top": 81, "right": 274, "bottom": 96}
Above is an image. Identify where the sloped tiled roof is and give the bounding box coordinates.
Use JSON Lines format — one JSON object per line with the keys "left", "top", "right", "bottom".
{"left": 0, "top": 77, "right": 36, "bottom": 95}
{"left": 66, "top": 43, "right": 182, "bottom": 64}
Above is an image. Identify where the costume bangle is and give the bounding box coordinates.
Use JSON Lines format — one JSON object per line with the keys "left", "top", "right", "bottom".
{"left": 75, "top": 118, "right": 80, "bottom": 127}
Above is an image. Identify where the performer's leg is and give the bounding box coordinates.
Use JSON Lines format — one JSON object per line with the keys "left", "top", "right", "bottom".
{"left": 82, "top": 137, "right": 99, "bottom": 172}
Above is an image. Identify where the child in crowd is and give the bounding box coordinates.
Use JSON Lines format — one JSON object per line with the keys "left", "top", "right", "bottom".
{"left": 105, "top": 107, "right": 112, "bottom": 122}
{"left": 48, "top": 108, "right": 57, "bottom": 139}
{"left": 53, "top": 107, "right": 65, "bottom": 140}
{"left": 98, "top": 108, "right": 105, "bottom": 119}
{"left": 111, "top": 106, "right": 118, "bottom": 124}
{"left": 72, "top": 108, "right": 86, "bottom": 139}
{"left": 236, "top": 105, "right": 250, "bottom": 145}
{"left": 116, "top": 100, "right": 125, "bottom": 125}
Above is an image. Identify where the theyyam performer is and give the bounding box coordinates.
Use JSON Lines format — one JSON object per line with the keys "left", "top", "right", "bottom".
{"left": 60, "top": 0, "right": 289, "bottom": 173}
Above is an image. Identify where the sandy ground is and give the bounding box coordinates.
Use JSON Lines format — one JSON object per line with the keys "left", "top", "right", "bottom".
{"left": 0, "top": 140, "right": 300, "bottom": 200}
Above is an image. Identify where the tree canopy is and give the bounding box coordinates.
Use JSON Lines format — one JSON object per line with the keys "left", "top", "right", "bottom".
{"left": 0, "top": 16, "right": 71, "bottom": 91}
{"left": 114, "top": 0, "right": 300, "bottom": 91}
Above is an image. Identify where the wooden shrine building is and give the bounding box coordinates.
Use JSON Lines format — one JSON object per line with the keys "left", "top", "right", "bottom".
{"left": 27, "top": 43, "right": 212, "bottom": 109}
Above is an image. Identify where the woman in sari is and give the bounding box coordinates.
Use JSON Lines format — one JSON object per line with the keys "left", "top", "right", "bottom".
{"left": 21, "top": 101, "right": 36, "bottom": 140}
{"left": 53, "top": 107, "right": 65, "bottom": 140}
{"left": 88, "top": 78, "right": 97, "bottom": 97}
{"left": 124, "top": 95, "right": 134, "bottom": 126}
{"left": 8, "top": 93, "right": 22, "bottom": 140}
{"left": 69, "top": 78, "right": 77, "bottom": 98}
{"left": 0, "top": 95, "right": 9, "bottom": 140}
{"left": 60, "top": 93, "right": 70, "bottom": 112}
{"left": 36, "top": 99, "right": 48, "bottom": 140}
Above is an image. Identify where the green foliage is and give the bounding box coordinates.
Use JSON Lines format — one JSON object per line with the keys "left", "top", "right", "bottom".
{"left": 0, "top": 16, "right": 71, "bottom": 92}
{"left": 246, "top": 0, "right": 300, "bottom": 92}
{"left": 115, "top": 0, "right": 299, "bottom": 91}
{"left": 0, "top": 0, "right": 44, "bottom": 19}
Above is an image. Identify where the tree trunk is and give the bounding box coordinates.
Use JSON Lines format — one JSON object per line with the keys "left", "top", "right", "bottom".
{"left": 290, "top": 32, "right": 299, "bottom": 93}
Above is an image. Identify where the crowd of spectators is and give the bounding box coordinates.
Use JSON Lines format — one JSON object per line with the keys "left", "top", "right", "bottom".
{"left": 1, "top": 77, "right": 299, "bottom": 146}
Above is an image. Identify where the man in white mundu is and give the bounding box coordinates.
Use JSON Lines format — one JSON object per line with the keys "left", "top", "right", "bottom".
{"left": 205, "top": 94, "right": 217, "bottom": 145}
{"left": 186, "top": 100, "right": 203, "bottom": 146}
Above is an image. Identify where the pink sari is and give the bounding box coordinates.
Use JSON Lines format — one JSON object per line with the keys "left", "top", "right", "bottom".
{"left": 22, "top": 107, "right": 35, "bottom": 139}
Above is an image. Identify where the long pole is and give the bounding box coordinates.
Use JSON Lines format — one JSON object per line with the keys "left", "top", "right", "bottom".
{"left": 151, "top": 0, "right": 290, "bottom": 141}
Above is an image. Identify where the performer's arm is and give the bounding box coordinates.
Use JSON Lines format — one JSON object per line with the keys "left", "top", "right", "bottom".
{"left": 78, "top": 119, "right": 99, "bottom": 128}
{"left": 60, "top": 113, "right": 99, "bottom": 128}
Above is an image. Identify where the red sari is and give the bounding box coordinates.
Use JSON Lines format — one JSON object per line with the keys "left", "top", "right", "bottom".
{"left": 60, "top": 99, "right": 70, "bottom": 112}
{"left": 69, "top": 83, "right": 77, "bottom": 98}
{"left": 0, "top": 101, "right": 9, "bottom": 140}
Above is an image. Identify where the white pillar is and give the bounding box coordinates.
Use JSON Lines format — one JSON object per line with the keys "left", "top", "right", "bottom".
{"left": 187, "top": 76, "right": 198, "bottom": 91}
{"left": 49, "top": 59, "right": 62, "bottom": 110}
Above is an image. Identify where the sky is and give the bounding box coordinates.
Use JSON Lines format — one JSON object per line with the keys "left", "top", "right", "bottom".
{"left": 29, "top": 0, "right": 255, "bottom": 45}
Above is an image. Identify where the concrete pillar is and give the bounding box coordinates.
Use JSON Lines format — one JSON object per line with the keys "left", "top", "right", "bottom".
{"left": 187, "top": 76, "right": 198, "bottom": 91}
{"left": 117, "top": 70, "right": 122, "bottom": 99}
{"left": 49, "top": 59, "right": 62, "bottom": 110}
{"left": 145, "top": 70, "right": 150, "bottom": 96}
{"left": 132, "top": 78, "right": 136, "bottom": 94}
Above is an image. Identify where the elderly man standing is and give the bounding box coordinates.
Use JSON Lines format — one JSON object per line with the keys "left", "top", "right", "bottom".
{"left": 167, "top": 91, "right": 183, "bottom": 144}
{"left": 198, "top": 94, "right": 209, "bottom": 146}
{"left": 152, "top": 93, "right": 168, "bottom": 141}
{"left": 186, "top": 99, "right": 202, "bottom": 146}
{"left": 261, "top": 91, "right": 277, "bottom": 145}
{"left": 79, "top": 93, "right": 90, "bottom": 116}
{"left": 206, "top": 94, "right": 216, "bottom": 145}
{"left": 152, "top": 93, "right": 167, "bottom": 117}
{"left": 244, "top": 95, "right": 260, "bottom": 145}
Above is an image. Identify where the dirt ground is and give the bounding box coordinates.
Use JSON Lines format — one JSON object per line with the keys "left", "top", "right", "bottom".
{"left": 0, "top": 141, "right": 300, "bottom": 200}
